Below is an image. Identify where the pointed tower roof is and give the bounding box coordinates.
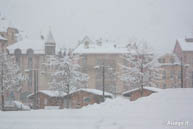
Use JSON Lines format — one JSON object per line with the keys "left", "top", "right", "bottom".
{"left": 46, "top": 30, "right": 55, "bottom": 43}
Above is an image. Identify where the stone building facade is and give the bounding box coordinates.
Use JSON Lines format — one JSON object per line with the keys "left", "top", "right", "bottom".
{"left": 73, "top": 36, "right": 129, "bottom": 95}
{"left": 6, "top": 31, "right": 57, "bottom": 103}
{"left": 173, "top": 35, "right": 193, "bottom": 88}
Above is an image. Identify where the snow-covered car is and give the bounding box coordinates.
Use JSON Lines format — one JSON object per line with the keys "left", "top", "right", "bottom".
{"left": 3, "top": 101, "right": 30, "bottom": 111}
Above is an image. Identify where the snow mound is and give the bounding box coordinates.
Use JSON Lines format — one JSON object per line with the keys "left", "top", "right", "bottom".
{"left": 0, "top": 88, "right": 192, "bottom": 129}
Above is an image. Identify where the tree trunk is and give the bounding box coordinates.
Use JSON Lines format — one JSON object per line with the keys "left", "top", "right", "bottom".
{"left": 66, "top": 84, "right": 70, "bottom": 108}
{"left": 1, "top": 62, "right": 4, "bottom": 111}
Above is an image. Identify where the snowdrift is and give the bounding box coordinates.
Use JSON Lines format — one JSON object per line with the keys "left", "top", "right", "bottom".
{"left": 0, "top": 88, "right": 192, "bottom": 129}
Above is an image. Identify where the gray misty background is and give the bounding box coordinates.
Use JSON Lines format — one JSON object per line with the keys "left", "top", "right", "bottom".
{"left": 0, "top": 0, "right": 193, "bottom": 53}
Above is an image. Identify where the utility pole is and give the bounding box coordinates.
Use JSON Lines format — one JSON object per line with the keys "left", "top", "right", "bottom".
{"left": 66, "top": 63, "right": 70, "bottom": 108}
{"left": 67, "top": 83, "right": 70, "bottom": 108}
{"left": 1, "top": 45, "right": 5, "bottom": 111}
{"left": 102, "top": 64, "right": 105, "bottom": 99}
{"left": 32, "top": 69, "right": 39, "bottom": 109}
{"left": 181, "top": 57, "right": 184, "bottom": 88}
{"left": 33, "top": 70, "right": 36, "bottom": 109}
{"left": 95, "top": 63, "right": 114, "bottom": 101}
{"left": 140, "top": 55, "right": 144, "bottom": 96}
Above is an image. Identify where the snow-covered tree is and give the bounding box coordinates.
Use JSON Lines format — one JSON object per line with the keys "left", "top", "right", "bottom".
{"left": 119, "top": 41, "right": 161, "bottom": 94}
{"left": 0, "top": 52, "right": 25, "bottom": 110}
{"left": 42, "top": 52, "right": 88, "bottom": 108}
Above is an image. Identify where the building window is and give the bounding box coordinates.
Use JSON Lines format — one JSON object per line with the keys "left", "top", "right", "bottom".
{"left": 178, "top": 72, "right": 181, "bottom": 80}
{"left": 27, "top": 49, "right": 33, "bottom": 88}
{"left": 44, "top": 99, "right": 48, "bottom": 105}
{"left": 170, "top": 57, "right": 175, "bottom": 63}
{"left": 83, "top": 97, "right": 91, "bottom": 103}
{"left": 170, "top": 70, "right": 174, "bottom": 79}
{"left": 158, "top": 58, "right": 162, "bottom": 63}
{"left": 82, "top": 56, "right": 87, "bottom": 65}
{"left": 11, "top": 32, "right": 14, "bottom": 40}
{"left": 45, "top": 46, "right": 55, "bottom": 55}
{"left": 163, "top": 71, "right": 166, "bottom": 79}
{"left": 163, "top": 83, "right": 167, "bottom": 89}
{"left": 84, "top": 41, "right": 89, "bottom": 48}
{"left": 159, "top": 58, "right": 165, "bottom": 63}
{"left": 14, "top": 49, "right": 22, "bottom": 66}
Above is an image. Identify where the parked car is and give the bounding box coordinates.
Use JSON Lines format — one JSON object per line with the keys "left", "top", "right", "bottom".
{"left": 3, "top": 101, "right": 30, "bottom": 111}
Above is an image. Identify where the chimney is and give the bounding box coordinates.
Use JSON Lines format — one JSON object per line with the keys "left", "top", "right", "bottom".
{"left": 185, "top": 33, "right": 193, "bottom": 42}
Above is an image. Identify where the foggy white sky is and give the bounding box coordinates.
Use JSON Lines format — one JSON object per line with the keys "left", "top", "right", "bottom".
{"left": 0, "top": 0, "right": 193, "bottom": 53}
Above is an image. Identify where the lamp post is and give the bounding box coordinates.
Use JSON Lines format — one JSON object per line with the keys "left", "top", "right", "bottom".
{"left": 65, "top": 63, "right": 70, "bottom": 109}
{"left": 25, "top": 69, "right": 39, "bottom": 109}
{"left": 95, "top": 63, "right": 113, "bottom": 100}
{"left": 0, "top": 43, "right": 6, "bottom": 111}
{"left": 180, "top": 57, "right": 189, "bottom": 88}
{"left": 1, "top": 61, "right": 4, "bottom": 111}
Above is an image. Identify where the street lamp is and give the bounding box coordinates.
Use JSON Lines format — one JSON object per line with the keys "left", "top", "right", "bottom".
{"left": 94, "top": 63, "right": 113, "bottom": 100}
{"left": 25, "top": 69, "right": 39, "bottom": 109}
{"left": 180, "top": 57, "right": 189, "bottom": 88}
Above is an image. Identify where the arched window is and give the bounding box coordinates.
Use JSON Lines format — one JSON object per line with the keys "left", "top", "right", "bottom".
{"left": 14, "top": 49, "right": 22, "bottom": 55}
{"left": 84, "top": 41, "right": 89, "bottom": 48}
{"left": 27, "top": 49, "right": 34, "bottom": 56}
{"left": 163, "top": 71, "right": 166, "bottom": 80}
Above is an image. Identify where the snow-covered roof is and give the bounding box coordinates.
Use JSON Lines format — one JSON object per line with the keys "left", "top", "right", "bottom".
{"left": 0, "top": 35, "right": 7, "bottom": 41}
{"left": 123, "top": 87, "right": 162, "bottom": 95}
{"left": 177, "top": 38, "right": 193, "bottom": 51}
{"left": 28, "top": 90, "right": 66, "bottom": 98}
{"left": 39, "top": 90, "right": 66, "bottom": 97}
{"left": 67, "top": 88, "right": 113, "bottom": 97}
{"left": 7, "top": 39, "right": 45, "bottom": 54}
{"left": 73, "top": 37, "right": 129, "bottom": 54}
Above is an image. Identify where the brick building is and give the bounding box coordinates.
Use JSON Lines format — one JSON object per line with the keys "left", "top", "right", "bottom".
{"left": 28, "top": 90, "right": 66, "bottom": 109}
{"left": 63, "top": 88, "right": 113, "bottom": 108}
{"left": 173, "top": 34, "right": 193, "bottom": 88}
{"left": 156, "top": 53, "right": 181, "bottom": 88}
{"left": 122, "top": 87, "right": 162, "bottom": 101}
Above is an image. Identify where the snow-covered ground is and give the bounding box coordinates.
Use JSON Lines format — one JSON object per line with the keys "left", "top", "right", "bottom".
{"left": 0, "top": 88, "right": 192, "bottom": 129}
